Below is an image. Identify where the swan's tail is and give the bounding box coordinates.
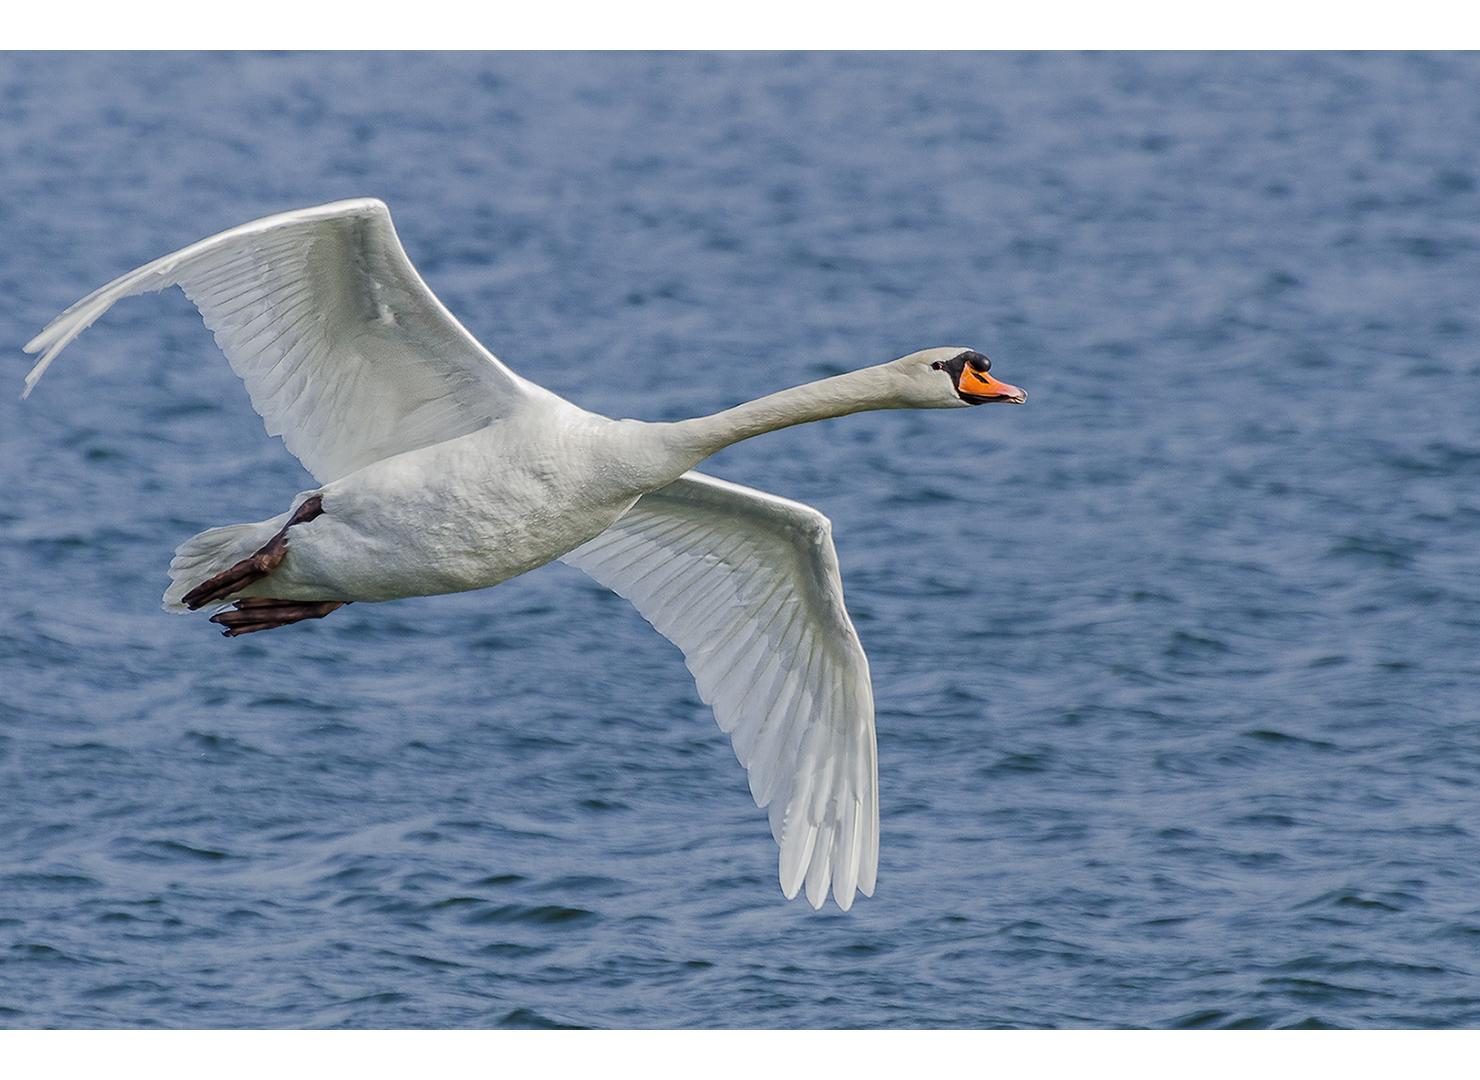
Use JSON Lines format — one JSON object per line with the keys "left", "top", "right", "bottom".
{"left": 163, "top": 513, "right": 289, "bottom": 612}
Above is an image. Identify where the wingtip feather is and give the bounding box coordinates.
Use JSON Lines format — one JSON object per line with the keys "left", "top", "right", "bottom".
{"left": 19, "top": 197, "right": 394, "bottom": 402}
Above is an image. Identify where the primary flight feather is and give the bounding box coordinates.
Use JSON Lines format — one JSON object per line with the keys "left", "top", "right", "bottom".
{"left": 23, "top": 198, "right": 1026, "bottom": 911}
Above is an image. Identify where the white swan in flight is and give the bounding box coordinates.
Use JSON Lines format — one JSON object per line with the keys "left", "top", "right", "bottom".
{"left": 22, "top": 199, "right": 1026, "bottom": 911}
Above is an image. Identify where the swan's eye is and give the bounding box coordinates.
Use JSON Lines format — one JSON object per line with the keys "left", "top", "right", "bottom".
{"left": 931, "top": 361, "right": 945, "bottom": 371}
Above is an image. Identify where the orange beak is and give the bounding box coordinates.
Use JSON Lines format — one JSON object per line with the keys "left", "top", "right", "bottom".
{"left": 959, "top": 366, "right": 1027, "bottom": 403}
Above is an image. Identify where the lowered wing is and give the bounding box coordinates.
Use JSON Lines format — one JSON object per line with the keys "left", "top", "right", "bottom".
{"left": 562, "top": 471, "right": 879, "bottom": 911}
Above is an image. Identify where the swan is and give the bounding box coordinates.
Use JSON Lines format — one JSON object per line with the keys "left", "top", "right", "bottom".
{"left": 22, "top": 198, "right": 1026, "bottom": 911}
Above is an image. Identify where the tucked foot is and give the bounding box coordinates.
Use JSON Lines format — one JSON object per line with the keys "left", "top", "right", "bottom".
{"left": 210, "top": 597, "right": 350, "bottom": 636}
{"left": 183, "top": 494, "right": 326, "bottom": 610}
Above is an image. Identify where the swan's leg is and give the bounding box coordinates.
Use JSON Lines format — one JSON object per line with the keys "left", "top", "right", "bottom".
{"left": 210, "top": 597, "right": 350, "bottom": 637}
{"left": 182, "top": 494, "right": 326, "bottom": 610}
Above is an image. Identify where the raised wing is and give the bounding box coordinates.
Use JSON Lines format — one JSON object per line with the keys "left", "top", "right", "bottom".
{"left": 24, "top": 198, "right": 544, "bottom": 483}
{"left": 562, "top": 471, "right": 878, "bottom": 911}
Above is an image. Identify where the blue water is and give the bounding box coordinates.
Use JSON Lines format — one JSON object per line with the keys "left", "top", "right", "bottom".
{"left": 4, "top": 51, "right": 1480, "bottom": 1028}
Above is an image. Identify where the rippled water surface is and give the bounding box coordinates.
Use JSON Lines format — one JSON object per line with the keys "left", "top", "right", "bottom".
{"left": 4, "top": 52, "right": 1480, "bottom": 1028}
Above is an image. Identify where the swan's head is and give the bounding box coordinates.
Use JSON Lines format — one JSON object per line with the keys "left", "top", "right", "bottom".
{"left": 889, "top": 347, "right": 1027, "bottom": 409}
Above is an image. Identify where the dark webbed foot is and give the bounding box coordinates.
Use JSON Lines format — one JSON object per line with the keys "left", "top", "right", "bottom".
{"left": 210, "top": 597, "right": 350, "bottom": 636}
{"left": 183, "top": 494, "right": 326, "bottom": 610}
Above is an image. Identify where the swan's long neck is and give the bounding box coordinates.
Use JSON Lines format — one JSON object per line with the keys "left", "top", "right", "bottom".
{"left": 663, "top": 364, "right": 904, "bottom": 464}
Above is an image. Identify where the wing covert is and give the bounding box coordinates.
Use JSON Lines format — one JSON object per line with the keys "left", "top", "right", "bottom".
{"left": 561, "top": 471, "right": 879, "bottom": 911}
{"left": 24, "top": 198, "right": 542, "bottom": 483}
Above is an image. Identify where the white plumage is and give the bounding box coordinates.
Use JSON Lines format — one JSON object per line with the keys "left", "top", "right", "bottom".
{"left": 563, "top": 473, "right": 877, "bottom": 908}
{"left": 24, "top": 198, "right": 1025, "bottom": 911}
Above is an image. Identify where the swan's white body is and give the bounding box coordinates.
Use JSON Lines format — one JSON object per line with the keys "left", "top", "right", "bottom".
{"left": 23, "top": 199, "right": 1024, "bottom": 911}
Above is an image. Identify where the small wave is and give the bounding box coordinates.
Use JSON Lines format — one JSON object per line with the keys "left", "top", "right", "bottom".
{"left": 473, "top": 873, "right": 525, "bottom": 887}
{"left": 1242, "top": 729, "right": 1335, "bottom": 750}
{"left": 497, "top": 1007, "right": 586, "bottom": 1029}
{"left": 979, "top": 750, "right": 1054, "bottom": 775}
{"left": 1326, "top": 534, "right": 1418, "bottom": 568}
{"left": 538, "top": 874, "right": 621, "bottom": 895}
{"left": 82, "top": 979, "right": 167, "bottom": 999}
{"left": 478, "top": 943, "right": 550, "bottom": 958}
{"left": 1259, "top": 976, "right": 1392, "bottom": 1002}
{"left": 183, "top": 730, "right": 263, "bottom": 757}
{"left": 133, "top": 840, "right": 230, "bottom": 863}
{"left": 1164, "top": 629, "right": 1232, "bottom": 657}
{"left": 344, "top": 991, "right": 411, "bottom": 1007}
{"left": 1280, "top": 1017, "right": 1343, "bottom": 1029}
{"left": 8, "top": 943, "right": 90, "bottom": 965}
{"left": 1167, "top": 1009, "right": 1278, "bottom": 1029}
{"left": 5, "top": 872, "right": 101, "bottom": 890}
{"left": 1295, "top": 889, "right": 1408, "bottom": 914}
{"left": 465, "top": 904, "right": 596, "bottom": 926}
{"left": 402, "top": 953, "right": 466, "bottom": 969}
